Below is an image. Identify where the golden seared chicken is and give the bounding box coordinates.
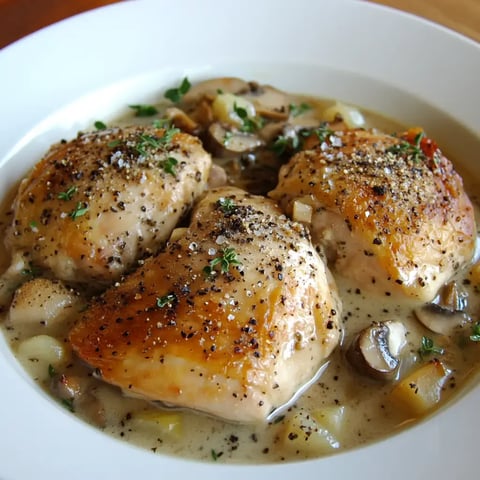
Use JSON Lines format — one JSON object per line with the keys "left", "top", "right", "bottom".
{"left": 270, "top": 127, "right": 476, "bottom": 302}
{"left": 69, "top": 187, "right": 341, "bottom": 423}
{"left": 1, "top": 125, "right": 211, "bottom": 296}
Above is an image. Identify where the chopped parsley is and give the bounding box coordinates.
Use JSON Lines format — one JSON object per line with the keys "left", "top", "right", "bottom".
{"left": 129, "top": 104, "right": 159, "bottom": 117}
{"left": 470, "top": 322, "right": 480, "bottom": 342}
{"left": 216, "top": 197, "right": 236, "bottom": 214}
{"left": 289, "top": 102, "right": 311, "bottom": 117}
{"left": 156, "top": 293, "right": 177, "bottom": 308}
{"left": 386, "top": 131, "right": 426, "bottom": 162}
{"left": 159, "top": 157, "right": 178, "bottom": 176}
{"left": 94, "top": 120, "right": 107, "bottom": 130}
{"left": 29, "top": 220, "right": 38, "bottom": 230}
{"left": 164, "top": 77, "right": 191, "bottom": 103}
{"left": 203, "top": 247, "right": 242, "bottom": 277}
{"left": 57, "top": 185, "right": 78, "bottom": 201}
{"left": 223, "top": 131, "right": 233, "bottom": 145}
{"left": 69, "top": 202, "right": 89, "bottom": 220}
{"left": 152, "top": 118, "right": 171, "bottom": 129}
{"left": 419, "top": 336, "right": 444, "bottom": 358}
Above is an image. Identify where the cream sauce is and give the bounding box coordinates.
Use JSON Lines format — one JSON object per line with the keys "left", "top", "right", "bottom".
{"left": 1, "top": 80, "right": 479, "bottom": 463}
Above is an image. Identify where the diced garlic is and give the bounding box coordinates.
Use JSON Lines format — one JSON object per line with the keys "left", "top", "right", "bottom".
{"left": 17, "top": 335, "right": 69, "bottom": 381}
{"left": 323, "top": 102, "right": 365, "bottom": 128}
{"left": 292, "top": 200, "right": 313, "bottom": 224}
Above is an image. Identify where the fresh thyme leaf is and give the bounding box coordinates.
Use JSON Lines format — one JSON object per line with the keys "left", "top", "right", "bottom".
{"left": 129, "top": 104, "right": 159, "bottom": 117}
{"left": 108, "top": 139, "right": 122, "bottom": 148}
{"left": 313, "top": 123, "right": 335, "bottom": 143}
{"left": 160, "top": 157, "right": 178, "bottom": 176}
{"left": 233, "top": 102, "right": 263, "bottom": 133}
{"left": 223, "top": 131, "right": 233, "bottom": 145}
{"left": 216, "top": 197, "right": 236, "bottom": 214}
{"left": 164, "top": 77, "right": 191, "bottom": 103}
{"left": 470, "top": 322, "right": 480, "bottom": 342}
{"left": 21, "top": 262, "right": 40, "bottom": 277}
{"left": 419, "top": 336, "right": 444, "bottom": 358}
{"left": 289, "top": 102, "right": 311, "bottom": 117}
{"left": 156, "top": 293, "right": 177, "bottom": 308}
{"left": 135, "top": 127, "right": 180, "bottom": 158}
{"left": 152, "top": 118, "right": 171, "bottom": 129}
{"left": 94, "top": 120, "right": 107, "bottom": 130}
{"left": 386, "top": 131, "right": 426, "bottom": 162}
{"left": 211, "top": 449, "right": 223, "bottom": 461}
{"left": 70, "top": 202, "right": 89, "bottom": 220}
{"left": 57, "top": 185, "right": 78, "bottom": 201}
{"left": 204, "top": 247, "right": 242, "bottom": 278}
{"left": 61, "top": 398, "right": 75, "bottom": 413}
{"left": 48, "top": 364, "right": 56, "bottom": 378}
{"left": 272, "top": 134, "right": 301, "bottom": 156}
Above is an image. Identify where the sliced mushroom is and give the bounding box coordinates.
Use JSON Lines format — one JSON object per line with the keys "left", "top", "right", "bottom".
{"left": 164, "top": 107, "right": 198, "bottom": 134}
{"left": 347, "top": 321, "right": 406, "bottom": 381}
{"left": 414, "top": 281, "right": 470, "bottom": 335}
{"left": 414, "top": 304, "right": 470, "bottom": 336}
{"left": 182, "top": 77, "right": 250, "bottom": 106}
{"left": 206, "top": 122, "right": 264, "bottom": 158}
{"left": 208, "top": 163, "right": 228, "bottom": 188}
{"left": 435, "top": 280, "right": 468, "bottom": 312}
{"left": 243, "top": 84, "right": 290, "bottom": 121}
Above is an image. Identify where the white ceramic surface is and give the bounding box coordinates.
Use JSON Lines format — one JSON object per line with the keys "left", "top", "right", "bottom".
{"left": 0, "top": 1, "right": 479, "bottom": 479}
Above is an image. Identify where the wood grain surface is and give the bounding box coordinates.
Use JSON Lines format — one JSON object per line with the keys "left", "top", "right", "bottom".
{"left": 0, "top": 0, "right": 478, "bottom": 49}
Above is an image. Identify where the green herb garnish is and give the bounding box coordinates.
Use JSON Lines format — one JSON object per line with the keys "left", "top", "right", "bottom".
{"left": 152, "top": 118, "right": 171, "bottom": 129}
{"left": 313, "top": 123, "right": 335, "bottom": 143}
{"left": 272, "top": 134, "right": 301, "bottom": 156}
{"left": 289, "top": 102, "right": 311, "bottom": 117}
{"left": 419, "top": 336, "right": 444, "bottom": 358}
{"left": 203, "top": 247, "right": 242, "bottom": 278}
{"left": 48, "top": 364, "right": 56, "bottom": 378}
{"left": 156, "top": 293, "right": 177, "bottom": 308}
{"left": 211, "top": 449, "right": 223, "bottom": 461}
{"left": 108, "top": 139, "right": 122, "bottom": 148}
{"left": 223, "top": 131, "right": 233, "bottom": 145}
{"left": 470, "top": 322, "right": 480, "bottom": 342}
{"left": 21, "top": 262, "right": 40, "bottom": 277}
{"left": 386, "top": 131, "right": 426, "bottom": 162}
{"left": 129, "top": 104, "right": 158, "bottom": 117}
{"left": 70, "top": 202, "right": 89, "bottom": 220}
{"left": 164, "top": 77, "right": 191, "bottom": 103}
{"left": 29, "top": 220, "right": 38, "bottom": 230}
{"left": 233, "top": 102, "right": 263, "bottom": 133}
{"left": 216, "top": 197, "right": 236, "bottom": 214}
{"left": 61, "top": 398, "right": 75, "bottom": 413}
{"left": 159, "top": 157, "right": 178, "bottom": 176}
{"left": 94, "top": 120, "right": 107, "bottom": 130}
{"left": 135, "top": 127, "right": 180, "bottom": 157}
{"left": 57, "top": 185, "right": 78, "bottom": 201}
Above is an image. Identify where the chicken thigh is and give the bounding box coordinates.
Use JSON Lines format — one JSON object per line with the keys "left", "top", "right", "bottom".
{"left": 269, "top": 128, "right": 476, "bottom": 302}
{"left": 1, "top": 125, "right": 211, "bottom": 297}
{"left": 69, "top": 187, "right": 341, "bottom": 423}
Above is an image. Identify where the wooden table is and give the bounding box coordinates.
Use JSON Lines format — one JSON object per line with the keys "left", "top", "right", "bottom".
{"left": 1, "top": 0, "right": 478, "bottom": 49}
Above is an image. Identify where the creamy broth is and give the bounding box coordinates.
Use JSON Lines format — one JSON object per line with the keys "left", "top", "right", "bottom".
{"left": 1, "top": 78, "right": 479, "bottom": 463}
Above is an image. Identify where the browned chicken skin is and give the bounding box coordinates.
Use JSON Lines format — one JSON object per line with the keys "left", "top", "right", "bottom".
{"left": 69, "top": 187, "right": 341, "bottom": 423}
{"left": 2, "top": 125, "right": 211, "bottom": 292}
{"left": 269, "top": 128, "right": 476, "bottom": 302}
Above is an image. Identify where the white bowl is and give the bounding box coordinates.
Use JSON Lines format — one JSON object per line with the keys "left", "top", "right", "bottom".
{"left": 0, "top": 1, "right": 478, "bottom": 479}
